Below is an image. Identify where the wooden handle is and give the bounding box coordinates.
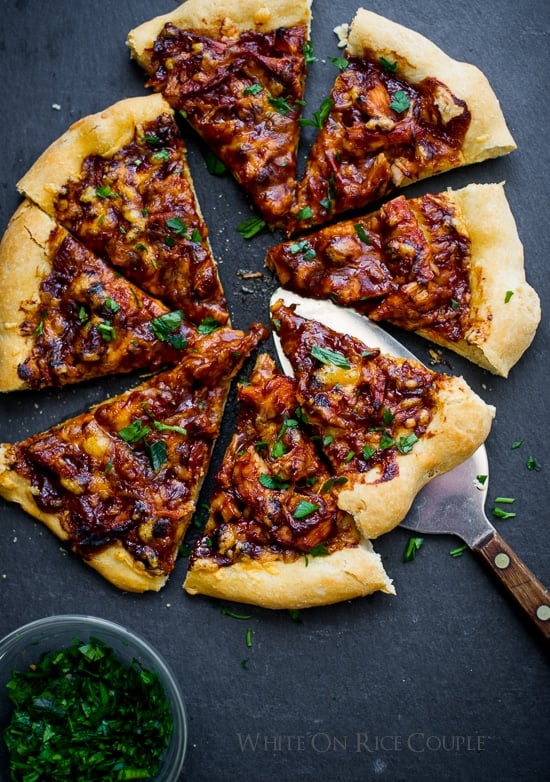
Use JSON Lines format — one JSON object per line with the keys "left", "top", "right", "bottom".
{"left": 474, "top": 530, "right": 550, "bottom": 644}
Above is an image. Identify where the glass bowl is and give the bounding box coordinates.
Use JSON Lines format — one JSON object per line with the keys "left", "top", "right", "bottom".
{"left": 0, "top": 614, "right": 187, "bottom": 781}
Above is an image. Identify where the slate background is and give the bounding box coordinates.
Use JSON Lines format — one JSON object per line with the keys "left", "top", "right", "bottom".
{"left": 0, "top": 1, "right": 549, "bottom": 780}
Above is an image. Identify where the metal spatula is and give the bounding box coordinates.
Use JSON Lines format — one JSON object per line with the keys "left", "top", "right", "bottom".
{"left": 270, "top": 289, "right": 550, "bottom": 642}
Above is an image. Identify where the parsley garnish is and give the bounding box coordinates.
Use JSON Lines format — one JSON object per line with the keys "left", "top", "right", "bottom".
{"left": 504, "top": 290, "right": 514, "bottom": 303}
{"left": 329, "top": 56, "right": 348, "bottom": 70}
{"left": 165, "top": 216, "right": 189, "bottom": 237}
{"left": 403, "top": 535, "right": 424, "bottom": 562}
{"left": 153, "top": 148, "right": 170, "bottom": 162}
{"left": 390, "top": 90, "right": 411, "bottom": 113}
{"left": 299, "top": 97, "right": 334, "bottom": 129}
{"left": 258, "top": 473, "right": 291, "bottom": 490}
{"left": 150, "top": 310, "right": 186, "bottom": 349}
{"left": 320, "top": 476, "right": 348, "bottom": 493}
{"left": 526, "top": 455, "right": 542, "bottom": 471}
{"left": 379, "top": 55, "right": 398, "bottom": 72}
{"left": 288, "top": 239, "right": 316, "bottom": 260}
{"left": 197, "top": 317, "right": 221, "bottom": 335}
{"left": 295, "top": 205, "right": 314, "bottom": 221}
{"left": 302, "top": 41, "right": 316, "bottom": 64}
{"left": 267, "top": 95, "right": 293, "bottom": 115}
{"left": 310, "top": 543, "right": 330, "bottom": 557}
{"left": 237, "top": 215, "right": 267, "bottom": 239}
{"left": 146, "top": 439, "right": 168, "bottom": 471}
{"left": 95, "top": 184, "right": 119, "bottom": 199}
{"left": 311, "top": 345, "right": 351, "bottom": 369}
{"left": 118, "top": 419, "right": 151, "bottom": 444}
{"left": 293, "top": 500, "right": 320, "bottom": 519}
{"left": 97, "top": 321, "right": 115, "bottom": 341}
{"left": 354, "top": 223, "right": 372, "bottom": 245}
{"left": 243, "top": 83, "right": 263, "bottom": 96}
{"left": 203, "top": 150, "right": 227, "bottom": 175}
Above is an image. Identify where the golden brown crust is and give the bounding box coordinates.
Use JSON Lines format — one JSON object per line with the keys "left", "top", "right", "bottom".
{"left": 17, "top": 95, "right": 172, "bottom": 215}
{"left": 346, "top": 9, "right": 516, "bottom": 167}
{"left": 0, "top": 201, "right": 54, "bottom": 391}
{"left": 446, "top": 183, "right": 541, "bottom": 376}
{"left": 184, "top": 540, "right": 394, "bottom": 610}
{"left": 128, "top": 0, "right": 313, "bottom": 69}
{"left": 337, "top": 374, "right": 495, "bottom": 538}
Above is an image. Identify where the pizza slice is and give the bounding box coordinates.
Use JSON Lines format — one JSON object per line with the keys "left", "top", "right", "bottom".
{"left": 128, "top": 0, "right": 312, "bottom": 225}
{"left": 183, "top": 352, "right": 394, "bottom": 609}
{"left": 288, "top": 8, "right": 516, "bottom": 234}
{"left": 0, "top": 323, "right": 267, "bottom": 591}
{"left": 266, "top": 183, "right": 541, "bottom": 377}
{"left": 17, "top": 94, "right": 228, "bottom": 325}
{"left": 0, "top": 200, "right": 200, "bottom": 391}
{"left": 269, "top": 299, "right": 495, "bottom": 541}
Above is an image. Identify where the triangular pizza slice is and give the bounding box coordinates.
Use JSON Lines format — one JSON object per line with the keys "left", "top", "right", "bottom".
{"left": 0, "top": 200, "right": 199, "bottom": 391}
{"left": 0, "top": 323, "right": 267, "bottom": 591}
{"left": 266, "top": 183, "right": 541, "bottom": 377}
{"left": 128, "top": 0, "right": 312, "bottom": 225}
{"left": 17, "top": 94, "right": 228, "bottom": 325}
{"left": 269, "top": 300, "right": 494, "bottom": 541}
{"left": 184, "top": 352, "right": 394, "bottom": 609}
{"left": 288, "top": 8, "right": 516, "bottom": 234}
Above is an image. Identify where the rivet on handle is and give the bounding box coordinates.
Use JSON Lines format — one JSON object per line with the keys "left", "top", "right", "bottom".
{"left": 493, "top": 552, "right": 510, "bottom": 570}
{"left": 536, "top": 605, "right": 550, "bottom": 622}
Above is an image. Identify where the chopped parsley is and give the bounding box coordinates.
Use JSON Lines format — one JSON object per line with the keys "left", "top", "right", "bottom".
{"left": 299, "top": 97, "right": 334, "bottom": 129}
{"left": 118, "top": 419, "right": 151, "bottom": 444}
{"left": 150, "top": 310, "right": 186, "bottom": 349}
{"left": 329, "top": 56, "right": 348, "bottom": 70}
{"left": 95, "top": 184, "right": 119, "bottom": 199}
{"left": 379, "top": 55, "right": 398, "bottom": 72}
{"left": 504, "top": 290, "right": 514, "bottom": 303}
{"left": 403, "top": 535, "right": 424, "bottom": 562}
{"left": 288, "top": 239, "right": 316, "bottom": 260}
{"left": 243, "top": 83, "right": 263, "bottom": 96}
{"left": 197, "top": 317, "right": 222, "bottom": 335}
{"left": 295, "top": 205, "right": 314, "bottom": 221}
{"left": 354, "top": 223, "right": 372, "bottom": 245}
{"left": 97, "top": 321, "right": 115, "bottom": 342}
{"left": 293, "top": 500, "right": 320, "bottom": 519}
{"left": 203, "top": 150, "right": 227, "bottom": 175}
{"left": 258, "top": 473, "right": 291, "bottom": 490}
{"left": 267, "top": 95, "right": 293, "bottom": 115}
{"left": 302, "top": 40, "right": 316, "bottom": 64}
{"left": 310, "top": 345, "right": 351, "bottom": 369}
{"left": 3, "top": 638, "right": 173, "bottom": 782}
{"left": 145, "top": 439, "right": 168, "bottom": 471}
{"left": 390, "top": 90, "right": 411, "bottom": 113}
{"left": 237, "top": 215, "right": 267, "bottom": 239}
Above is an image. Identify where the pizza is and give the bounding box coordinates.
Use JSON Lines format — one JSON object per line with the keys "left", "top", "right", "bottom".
{"left": 183, "top": 301, "right": 494, "bottom": 608}
{"left": 269, "top": 300, "right": 494, "bottom": 540}
{"left": 17, "top": 93, "right": 228, "bottom": 325}
{"left": 287, "top": 8, "right": 516, "bottom": 234}
{"left": 183, "top": 352, "right": 394, "bottom": 609}
{"left": 266, "top": 183, "right": 541, "bottom": 377}
{"left": 0, "top": 323, "right": 267, "bottom": 592}
{"left": 127, "top": 0, "right": 312, "bottom": 224}
{"left": 0, "top": 200, "right": 200, "bottom": 391}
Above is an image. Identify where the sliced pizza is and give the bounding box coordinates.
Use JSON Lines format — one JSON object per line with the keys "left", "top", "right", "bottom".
{"left": 17, "top": 94, "right": 228, "bottom": 325}
{"left": 0, "top": 200, "right": 200, "bottom": 391}
{"left": 184, "top": 352, "right": 394, "bottom": 609}
{"left": 288, "top": 8, "right": 516, "bottom": 234}
{"left": 128, "top": 0, "right": 312, "bottom": 224}
{"left": 0, "top": 323, "right": 267, "bottom": 592}
{"left": 270, "top": 299, "right": 495, "bottom": 540}
{"left": 266, "top": 183, "right": 541, "bottom": 377}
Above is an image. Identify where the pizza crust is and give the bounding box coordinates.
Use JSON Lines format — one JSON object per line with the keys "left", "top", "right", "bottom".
{"left": 184, "top": 538, "right": 394, "bottom": 610}
{"left": 17, "top": 94, "right": 175, "bottom": 216}
{"left": 345, "top": 8, "right": 516, "bottom": 168}
{"left": 0, "top": 200, "right": 56, "bottom": 391}
{"left": 445, "top": 183, "right": 541, "bottom": 377}
{"left": 336, "top": 373, "right": 495, "bottom": 539}
{"left": 128, "top": 0, "right": 313, "bottom": 69}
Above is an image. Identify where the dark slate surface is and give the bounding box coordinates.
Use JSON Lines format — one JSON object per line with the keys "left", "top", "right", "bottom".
{"left": 0, "top": 1, "right": 548, "bottom": 780}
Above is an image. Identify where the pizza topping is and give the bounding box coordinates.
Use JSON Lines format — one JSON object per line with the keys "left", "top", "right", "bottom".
{"left": 9, "top": 325, "right": 267, "bottom": 579}
{"left": 17, "top": 230, "right": 194, "bottom": 389}
{"left": 190, "top": 354, "right": 362, "bottom": 567}
{"left": 52, "top": 113, "right": 228, "bottom": 324}
{"left": 146, "top": 23, "right": 308, "bottom": 223}
{"left": 271, "top": 301, "right": 438, "bottom": 479}
{"left": 266, "top": 190, "right": 472, "bottom": 342}
{"left": 290, "top": 55, "right": 471, "bottom": 231}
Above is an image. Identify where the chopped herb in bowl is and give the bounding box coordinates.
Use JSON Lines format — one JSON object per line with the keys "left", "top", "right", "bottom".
{"left": 0, "top": 616, "right": 187, "bottom": 782}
